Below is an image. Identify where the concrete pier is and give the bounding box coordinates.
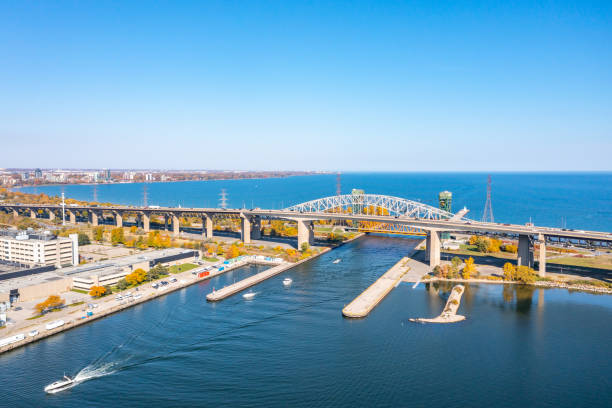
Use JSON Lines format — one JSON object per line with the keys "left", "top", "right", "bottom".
{"left": 410, "top": 284, "right": 466, "bottom": 323}
{"left": 342, "top": 257, "right": 410, "bottom": 318}
{"left": 207, "top": 262, "right": 291, "bottom": 301}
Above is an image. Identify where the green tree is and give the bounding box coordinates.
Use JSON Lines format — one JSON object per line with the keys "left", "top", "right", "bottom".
{"left": 116, "top": 278, "right": 129, "bottom": 291}
{"left": 78, "top": 233, "right": 90, "bottom": 246}
{"left": 93, "top": 226, "right": 104, "bottom": 242}
{"left": 300, "top": 242, "right": 310, "bottom": 252}
{"left": 451, "top": 256, "right": 462, "bottom": 268}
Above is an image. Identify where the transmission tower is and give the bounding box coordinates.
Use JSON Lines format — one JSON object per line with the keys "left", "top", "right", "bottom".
{"left": 143, "top": 184, "right": 148, "bottom": 207}
{"left": 336, "top": 172, "right": 341, "bottom": 196}
{"left": 219, "top": 189, "right": 228, "bottom": 209}
{"left": 92, "top": 184, "right": 98, "bottom": 202}
{"left": 481, "top": 175, "right": 494, "bottom": 223}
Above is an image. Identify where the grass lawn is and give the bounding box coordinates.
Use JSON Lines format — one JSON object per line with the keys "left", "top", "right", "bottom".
{"left": 443, "top": 245, "right": 516, "bottom": 260}
{"left": 68, "top": 301, "right": 86, "bottom": 307}
{"left": 168, "top": 263, "right": 199, "bottom": 274}
{"left": 202, "top": 256, "right": 219, "bottom": 262}
{"left": 548, "top": 255, "right": 612, "bottom": 271}
{"left": 71, "top": 288, "right": 89, "bottom": 294}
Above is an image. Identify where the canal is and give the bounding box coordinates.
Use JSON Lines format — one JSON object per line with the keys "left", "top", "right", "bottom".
{"left": 1, "top": 235, "right": 611, "bottom": 407}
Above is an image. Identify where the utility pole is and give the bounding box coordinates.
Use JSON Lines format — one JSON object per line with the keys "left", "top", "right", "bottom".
{"left": 481, "top": 175, "right": 494, "bottom": 223}
{"left": 61, "top": 192, "right": 66, "bottom": 226}
{"left": 219, "top": 189, "right": 228, "bottom": 209}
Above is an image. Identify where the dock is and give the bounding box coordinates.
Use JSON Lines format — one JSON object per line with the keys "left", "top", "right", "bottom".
{"left": 206, "top": 262, "right": 292, "bottom": 301}
{"left": 342, "top": 257, "right": 410, "bottom": 318}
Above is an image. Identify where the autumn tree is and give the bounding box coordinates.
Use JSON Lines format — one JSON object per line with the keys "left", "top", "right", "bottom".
{"left": 225, "top": 244, "right": 240, "bottom": 259}
{"left": 34, "top": 295, "right": 65, "bottom": 315}
{"left": 462, "top": 257, "right": 477, "bottom": 279}
{"left": 125, "top": 268, "right": 147, "bottom": 285}
{"left": 111, "top": 227, "right": 125, "bottom": 245}
{"left": 89, "top": 285, "right": 107, "bottom": 297}
{"left": 503, "top": 262, "right": 517, "bottom": 281}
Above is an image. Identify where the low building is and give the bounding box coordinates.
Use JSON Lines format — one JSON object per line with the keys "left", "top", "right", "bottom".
{"left": 66, "top": 248, "right": 197, "bottom": 290}
{"left": 0, "top": 230, "right": 78, "bottom": 268}
{"left": 0, "top": 248, "right": 197, "bottom": 303}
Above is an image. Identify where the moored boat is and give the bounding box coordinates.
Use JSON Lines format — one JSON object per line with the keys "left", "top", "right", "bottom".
{"left": 283, "top": 278, "right": 292, "bottom": 286}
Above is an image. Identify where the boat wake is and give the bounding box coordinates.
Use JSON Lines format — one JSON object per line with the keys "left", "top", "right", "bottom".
{"left": 74, "top": 362, "right": 119, "bottom": 383}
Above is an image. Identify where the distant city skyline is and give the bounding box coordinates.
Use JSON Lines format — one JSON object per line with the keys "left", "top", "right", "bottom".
{"left": 1, "top": 1, "right": 610, "bottom": 171}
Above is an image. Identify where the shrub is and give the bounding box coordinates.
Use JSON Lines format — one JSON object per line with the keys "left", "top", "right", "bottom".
{"left": 78, "top": 233, "right": 90, "bottom": 246}
{"left": 116, "top": 279, "right": 129, "bottom": 291}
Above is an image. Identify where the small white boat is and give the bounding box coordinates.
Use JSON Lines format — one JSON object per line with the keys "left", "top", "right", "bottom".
{"left": 283, "top": 278, "right": 292, "bottom": 286}
{"left": 133, "top": 294, "right": 142, "bottom": 300}
{"left": 28, "top": 329, "right": 39, "bottom": 337}
{"left": 243, "top": 292, "right": 256, "bottom": 300}
{"left": 44, "top": 375, "right": 76, "bottom": 394}
{"left": 333, "top": 259, "right": 341, "bottom": 264}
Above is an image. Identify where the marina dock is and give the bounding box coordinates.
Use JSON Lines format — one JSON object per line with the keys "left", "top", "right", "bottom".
{"left": 206, "top": 262, "right": 292, "bottom": 301}
{"left": 342, "top": 256, "right": 410, "bottom": 318}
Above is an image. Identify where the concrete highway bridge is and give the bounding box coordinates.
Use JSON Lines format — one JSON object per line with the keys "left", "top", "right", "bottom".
{"left": 2, "top": 194, "right": 611, "bottom": 276}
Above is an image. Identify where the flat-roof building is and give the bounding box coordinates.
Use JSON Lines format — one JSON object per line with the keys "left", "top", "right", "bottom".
{"left": 0, "top": 230, "right": 78, "bottom": 268}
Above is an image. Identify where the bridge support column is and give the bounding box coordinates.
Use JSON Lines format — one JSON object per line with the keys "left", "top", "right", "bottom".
{"left": 68, "top": 210, "right": 76, "bottom": 224}
{"left": 251, "top": 216, "right": 261, "bottom": 240}
{"left": 164, "top": 215, "right": 169, "bottom": 231}
{"left": 172, "top": 214, "right": 180, "bottom": 236}
{"left": 30, "top": 209, "right": 36, "bottom": 219}
{"left": 537, "top": 234, "right": 546, "bottom": 277}
{"left": 241, "top": 216, "right": 251, "bottom": 244}
{"left": 518, "top": 234, "right": 533, "bottom": 268}
{"left": 48, "top": 210, "right": 55, "bottom": 221}
{"left": 141, "top": 212, "right": 150, "bottom": 232}
{"left": 203, "top": 214, "right": 213, "bottom": 239}
{"left": 425, "top": 230, "right": 441, "bottom": 268}
{"left": 297, "top": 219, "right": 314, "bottom": 249}
{"left": 114, "top": 212, "right": 123, "bottom": 228}
{"left": 90, "top": 211, "right": 98, "bottom": 226}
{"left": 12, "top": 209, "right": 18, "bottom": 218}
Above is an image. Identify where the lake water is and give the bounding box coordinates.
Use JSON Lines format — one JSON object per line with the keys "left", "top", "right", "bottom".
{"left": 4, "top": 173, "right": 612, "bottom": 406}
{"left": 1, "top": 236, "right": 611, "bottom": 407}
{"left": 18, "top": 172, "right": 612, "bottom": 231}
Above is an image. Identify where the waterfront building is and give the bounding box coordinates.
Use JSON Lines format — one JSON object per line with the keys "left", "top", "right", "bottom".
{"left": 34, "top": 168, "right": 42, "bottom": 179}
{"left": 0, "top": 230, "right": 78, "bottom": 268}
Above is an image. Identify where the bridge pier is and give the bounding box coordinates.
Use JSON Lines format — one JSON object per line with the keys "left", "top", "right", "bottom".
{"left": 203, "top": 214, "right": 213, "bottom": 239}
{"left": 518, "top": 234, "right": 533, "bottom": 268}
{"left": 251, "top": 216, "right": 261, "bottom": 240}
{"left": 164, "top": 215, "right": 169, "bottom": 231}
{"left": 29, "top": 209, "right": 37, "bottom": 219}
{"left": 12, "top": 209, "right": 18, "bottom": 218}
{"left": 48, "top": 210, "right": 55, "bottom": 221}
{"left": 425, "top": 230, "right": 441, "bottom": 268}
{"left": 68, "top": 209, "right": 76, "bottom": 224}
{"left": 172, "top": 214, "right": 180, "bottom": 236}
{"left": 297, "top": 219, "right": 314, "bottom": 249}
{"left": 90, "top": 211, "right": 99, "bottom": 226}
{"left": 241, "top": 215, "right": 252, "bottom": 244}
{"left": 537, "top": 234, "right": 546, "bottom": 277}
{"left": 141, "top": 212, "right": 150, "bottom": 232}
{"left": 114, "top": 212, "right": 123, "bottom": 228}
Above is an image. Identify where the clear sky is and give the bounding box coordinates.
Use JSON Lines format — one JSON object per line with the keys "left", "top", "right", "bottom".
{"left": 1, "top": 1, "right": 610, "bottom": 171}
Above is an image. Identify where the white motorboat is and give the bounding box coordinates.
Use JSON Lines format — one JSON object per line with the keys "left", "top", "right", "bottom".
{"left": 333, "top": 259, "right": 341, "bottom": 264}
{"left": 283, "top": 278, "right": 292, "bottom": 286}
{"left": 243, "top": 292, "right": 256, "bottom": 300}
{"left": 44, "top": 375, "right": 76, "bottom": 394}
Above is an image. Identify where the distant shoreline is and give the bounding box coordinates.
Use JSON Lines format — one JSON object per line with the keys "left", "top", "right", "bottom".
{"left": 11, "top": 173, "right": 323, "bottom": 190}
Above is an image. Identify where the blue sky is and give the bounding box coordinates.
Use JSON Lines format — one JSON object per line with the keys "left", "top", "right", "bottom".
{"left": 1, "top": 1, "right": 610, "bottom": 171}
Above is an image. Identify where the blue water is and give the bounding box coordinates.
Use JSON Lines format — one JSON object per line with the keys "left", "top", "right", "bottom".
{"left": 5, "top": 173, "right": 612, "bottom": 406}
{"left": 17, "top": 172, "right": 612, "bottom": 231}
{"left": 1, "top": 236, "right": 612, "bottom": 407}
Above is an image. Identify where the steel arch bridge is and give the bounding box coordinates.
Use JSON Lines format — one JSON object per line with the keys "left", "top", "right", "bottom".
{"left": 284, "top": 194, "right": 468, "bottom": 236}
